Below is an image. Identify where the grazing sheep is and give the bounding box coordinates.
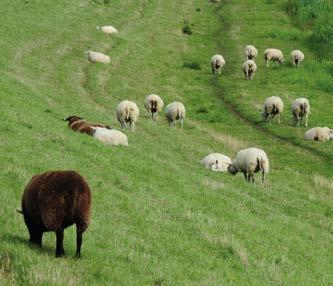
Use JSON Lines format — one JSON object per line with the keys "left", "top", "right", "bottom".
{"left": 64, "top": 116, "right": 111, "bottom": 136}
{"left": 209, "top": 0, "right": 220, "bottom": 5}
{"left": 86, "top": 51, "right": 110, "bottom": 64}
{"left": 261, "top": 96, "right": 284, "bottom": 124}
{"left": 201, "top": 153, "right": 232, "bottom": 173}
{"left": 304, "top": 127, "right": 332, "bottom": 142}
{"left": 244, "top": 45, "right": 258, "bottom": 60}
{"left": 96, "top": 25, "right": 118, "bottom": 35}
{"left": 18, "top": 171, "right": 91, "bottom": 258}
{"left": 228, "top": 147, "right": 269, "bottom": 183}
{"left": 211, "top": 55, "right": 225, "bottom": 74}
{"left": 116, "top": 100, "right": 140, "bottom": 132}
{"left": 290, "top": 50, "right": 304, "bottom": 68}
{"left": 291, "top": 98, "right": 310, "bottom": 127}
{"left": 144, "top": 94, "right": 164, "bottom": 121}
{"left": 93, "top": 127, "right": 128, "bottom": 146}
{"left": 242, "top": 59, "right": 257, "bottom": 80}
{"left": 165, "top": 102, "right": 186, "bottom": 128}
{"left": 264, "top": 49, "right": 284, "bottom": 67}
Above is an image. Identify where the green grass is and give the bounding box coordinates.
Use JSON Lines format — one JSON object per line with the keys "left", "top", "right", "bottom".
{"left": 0, "top": 0, "right": 332, "bottom": 285}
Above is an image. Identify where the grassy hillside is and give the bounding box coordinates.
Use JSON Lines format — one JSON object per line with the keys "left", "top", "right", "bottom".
{"left": 0, "top": 0, "right": 332, "bottom": 285}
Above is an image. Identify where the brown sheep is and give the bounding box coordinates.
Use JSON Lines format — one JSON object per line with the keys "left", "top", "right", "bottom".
{"left": 18, "top": 170, "right": 91, "bottom": 258}
{"left": 64, "top": 115, "right": 111, "bottom": 136}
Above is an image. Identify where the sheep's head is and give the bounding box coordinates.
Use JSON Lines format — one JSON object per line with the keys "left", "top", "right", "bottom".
{"left": 227, "top": 164, "right": 238, "bottom": 175}
{"left": 64, "top": 116, "right": 83, "bottom": 125}
{"left": 261, "top": 111, "right": 267, "bottom": 121}
{"left": 215, "top": 60, "right": 221, "bottom": 68}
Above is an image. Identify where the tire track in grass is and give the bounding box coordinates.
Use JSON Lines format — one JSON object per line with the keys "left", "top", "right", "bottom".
{"left": 211, "top": 4, "right": 333, "bottom": 165}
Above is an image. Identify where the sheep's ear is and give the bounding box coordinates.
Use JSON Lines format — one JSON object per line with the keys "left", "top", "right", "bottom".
{"left": 16, "top": 209, "right": 23, "bottom": 214}
{"left": 64, "top": 117, "right": 70, "bottom": 121}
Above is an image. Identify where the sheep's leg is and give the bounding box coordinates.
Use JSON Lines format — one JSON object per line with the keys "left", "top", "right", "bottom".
{"left": 130, "top": 121, "right": 135, "bottom": 132}
{"left": 278, "top": 114, "right": 281, "bottom": 124}
{"left": 266, "top": 60, "right": 269, "bottom": 68}
{"left": 29, "top": 227, "right": 43, "bottom": 246}
{"left": 243, "top": 172, "right": 248, "bottom": 181}
{"left": 305, "top": 114, "right": 308, "bottom": 127}
{"left": 76, "top": 229, "right": 83, "bottom": 258}
{"left": 262, "top": 172, "right": 265, "bottom": 184}
{"left": 180, "top": 119, "right": 184, "bottom": 129}
{"left": 55, "top": 229, "right": 65, "bottom": 258}
{"left": 25, "top": 216, "right": 43, "bottom": 246}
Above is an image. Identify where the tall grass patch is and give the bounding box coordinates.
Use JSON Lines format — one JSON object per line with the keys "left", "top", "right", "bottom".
{"left": 286, "top": 0, "right": 333, "bottom": 45}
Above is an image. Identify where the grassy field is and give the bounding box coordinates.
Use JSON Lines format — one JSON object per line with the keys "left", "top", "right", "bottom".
{"left": 0, "top": 0, "right": 332, "bottom": 285}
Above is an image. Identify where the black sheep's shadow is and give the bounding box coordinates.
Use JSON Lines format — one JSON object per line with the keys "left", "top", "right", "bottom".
{"left": 2, "top": 233, "right": 55, "bottom": 256}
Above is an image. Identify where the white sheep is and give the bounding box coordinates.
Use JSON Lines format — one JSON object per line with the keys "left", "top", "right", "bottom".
{"left": 264, "top": 48, "right": 284, "bottom": 67}
{"left": 116, "top": 100, "right": 140, "bottom": 132}
{"left": 242, "top": 60, "right": 257, "bottom": 80}
{"left": 211, "top": 55, "right": 225, "bottom": 74}
{"left": 228, "top": 147, "right": 269, "bottom": 183}
{"left": 86, "top": 51, "right": 110, "bottom": 64}
{"left": 96, "top": 25, "right": 118, "bottom": 35}
{"left": 201, "top": 153, "right": 232, "bottom": 173}
{"left": 208, "top": 0, "right": 220, "bottom": 6}
{"left": 165, "top": 102, "right": 186, "bottom": 128}
{"left": 144, "top": 94, "right": 164, "bottom": 121}
{"left": 304, "top": 127, "right": 332, "bottom": 142}
{"left": 291, "top": 98, "right": 310, "bottom": 127}
{"left": 93, "top": 127, "right": 128, "bottom": 146}
{"left": 290, "top": 50, "right": 304, "bottom": 68}
{"left": 261, "top": 96, "right": 284, "bottom": 124}
{"left": 244, "top": 45, "right": 258, "bottom": 60}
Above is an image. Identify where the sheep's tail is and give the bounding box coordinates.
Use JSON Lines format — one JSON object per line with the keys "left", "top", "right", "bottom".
{"left": 300, "top": 103, "right": 305, "bottom": 113}
{"left": 16, "top": 209, "right": 23, "bottom": 214}
{"left": 125, "top": 107, "right": 130, "bottom": 120}
{"left": 257, "top": 157, "right": 265, "bottom": 172}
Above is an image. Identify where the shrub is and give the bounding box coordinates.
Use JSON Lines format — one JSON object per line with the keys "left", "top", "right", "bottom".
{"left": 182, "top": 61, "right": 201, "bottom": 70}
{"left": 182, "top": 21, "right": 192, "bottom": 35}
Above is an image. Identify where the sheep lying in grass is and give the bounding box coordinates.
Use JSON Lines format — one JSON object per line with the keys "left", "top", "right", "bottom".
{"left": 228, "top": 147, "right": 269, "bottom": 183}
{"left": 166, "top": 102, "right": 186, "bottom": 128}
{"left": 93, "top": 127, "right": 128, "bottom": 146}
{"left": 244, "top": 45, "right": 258, "bottom": 60}
{"left": 291, "top": 98, "right": 310, "bottom": 127}
{"left": 144, "top": 94, "right": 164, "bottom": 121}
{"left": 86, "top": 51, "right": 110, "bottom": 64}
{"left": 261, "top": 96, "right": 284, "bottom": 124}
{"left": 264, "top": 48, "right": 284, "bottom": 67}
{"left": 64, "top": 116, "right": 111, "bottom": 136}
{"left": 201, "top": 153, "right": 232, "bottom": 173}
{"left": 97, "top": 25, "right": 118, "bottom": 35}
{"left": 290, "top": 50, "right": 304, "bottom": 68}
{"left": 211, "top": 55, "right": 225, "bottom": 74}
{"left": 19, "top": 170, "right": 91, "bottom": 258}
{"left": 242, "top": 60, "right": 257, "bottom": 80}
{"left": 116, "top": 100, "right": 140, "bottom": 132}
{"left": 304, "top": 127, "right": 332, "bottom": 142}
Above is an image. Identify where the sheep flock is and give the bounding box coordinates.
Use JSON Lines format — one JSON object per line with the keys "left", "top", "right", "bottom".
{"left": 15, "top": 1, "right": 332, "bottom": 259}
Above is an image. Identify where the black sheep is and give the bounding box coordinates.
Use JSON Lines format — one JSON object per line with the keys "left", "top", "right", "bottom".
{"left": 19, "top": 170, "right": 91, "bottom": 258}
